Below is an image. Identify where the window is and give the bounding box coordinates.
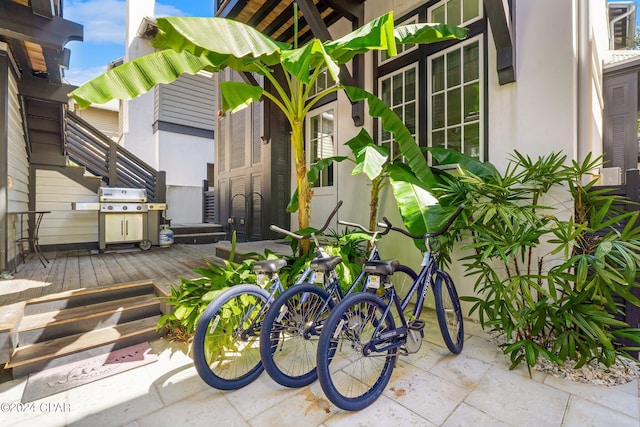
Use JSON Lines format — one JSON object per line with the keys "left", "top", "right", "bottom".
{"left": 428, "top": 38, "right": 483, "bottom": 160}
{"left": 309, "top": 68, "right": 336, "bottom": 98}
{"left": 378, "top": 65, "right": 418, "bottom": 160}
{"left": 308, "top": 108, "right": 335, "bottom": 188}
{"left": 429, "top": 0, "right": 482, "bottom": 27}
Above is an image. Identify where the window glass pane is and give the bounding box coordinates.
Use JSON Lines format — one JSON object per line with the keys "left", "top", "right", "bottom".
{"left": 463, "top": 42, "right": 479, "bottom": 82}
{"left": 447, "top": 88, "right": 461, "bottom": 126}
{"left": 309, "top": 109, "right": 334, "bottom": 187}
{"left": 406, "top": 101, "right": 416, "bottom": 134}
{"left": 464, "top": 83, "right": 480, "bottom": 122}
{"left": 406, "top": 68, "right": 416, "bottom": 101}
{"left": 393, "top": 106, "right": 403, "bottom": 123}
{"left": 464, "top": 123, "right": 480, "bottom": 159}
{"left": 447, "top": 0, "right": 461, "bottom": 26}
{"left": 433, "top": 130, "right": 446, "bottom": 149}
{"left": 381, "top": 79, "right": 391, "bottom": 105}
{"left": 433, "top": 5, "right": 445, "bottom": 23}
{"left": 432, "top": 56, "right": 445, "bottom": 92}
{"left": 432, "top": 93, "right": 445, "bottom": 129}
{"left": 463, "top": 0, "right": 480, "bottom": 22}
{"left": 447, "top": 127, "right": 462, "bottom": 151}
{"left": 393, "top": 74, "right": 403, "bottom": 106}
{"left": 447, "top": 50, "right": 461, "bottom": 87}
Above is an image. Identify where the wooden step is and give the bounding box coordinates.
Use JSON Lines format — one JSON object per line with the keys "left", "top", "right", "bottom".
{"left": 6, "top": 316, "right": 163, "bottom": 378}
{"left": 18, "top": 295, "right": 161, "bottom": 345}
{"left": 24, "top": 280, "right": 157, "bottom": 315}
{"left": 173, "top": 232, "right": 227, "bottom": 244}
{"left": 0, "top": 302, "right": 26, "bottom": 364}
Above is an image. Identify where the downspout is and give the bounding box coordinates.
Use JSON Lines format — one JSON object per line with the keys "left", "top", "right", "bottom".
{"left": 609, "top": 3, "right": 636, "bottom": 49}
{"left": 0, "top": 47, "right": 7, "bottom": 273}
{"left": 576, "top": 0, "right": 589, "bottom": 164}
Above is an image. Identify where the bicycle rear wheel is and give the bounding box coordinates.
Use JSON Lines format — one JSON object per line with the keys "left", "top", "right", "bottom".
{"left": 433, "top": 271, "right": 464, "bottom": 354}
{"left": 260, "top": 284, "right": 334, "bottom": 388}
{"left": 192, "top": 284, "right": 270, "bottom": 390}
{"left": 317, "top": 292, "right": 397, "bottom": 411}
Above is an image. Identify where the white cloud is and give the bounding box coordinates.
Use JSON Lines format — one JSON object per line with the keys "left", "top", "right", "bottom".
{"left": 155, "top": 3, "right": 186, "bottom": 17}
{"left": 65, "top": 0, "right": 127, "bottom": 44}
{"left": 64, "top": 65, "right": 112, "bottom": 86}
{"left": 65, "top": 0, "right": 189, "bottom": 45}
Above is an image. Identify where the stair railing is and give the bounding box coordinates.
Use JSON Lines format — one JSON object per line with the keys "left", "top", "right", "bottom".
{"left": 65, "top": 110, "right": 166, "bottom": 202}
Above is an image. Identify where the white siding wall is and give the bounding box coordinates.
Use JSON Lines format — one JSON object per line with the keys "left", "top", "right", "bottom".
{"left": 6, "top": 69, "right": 28, "bottom": 265}
{"left": 35, "top": 170, "right": 98, "bottom": 245}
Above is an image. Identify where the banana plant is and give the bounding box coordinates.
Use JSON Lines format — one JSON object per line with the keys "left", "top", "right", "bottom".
{"left": 70, "top": 12, "right": 466, "bottom": 253}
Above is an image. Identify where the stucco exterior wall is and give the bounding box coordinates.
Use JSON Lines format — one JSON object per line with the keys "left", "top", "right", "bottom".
{"left": 292, "top": 0, "right": 611, "bottom": 316}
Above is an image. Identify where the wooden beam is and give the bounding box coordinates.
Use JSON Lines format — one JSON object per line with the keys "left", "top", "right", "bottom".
{"left": 31, "top": 0, "right": 54, "bottom": 19}
{"left": 0, "top": 1, "right": 83, "bottom": 49}
{"left": 42, "top": 46, "right": 62, "bottom": 86}
{"left": 214, "top": 0, "right": 248, "bottom": 18}
{"left": 484, "top": 0, "right": 516, "bottom": 84}
{"left": 19, "top": 76, "right": 76, "bottom": 103}
{"left": 319, "top": 0, "right": 362, "bottom": 22}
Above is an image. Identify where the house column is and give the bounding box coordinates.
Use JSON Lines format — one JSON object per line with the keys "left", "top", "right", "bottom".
{"left": 0, "top": 45, "right": 9, "bottom": 273}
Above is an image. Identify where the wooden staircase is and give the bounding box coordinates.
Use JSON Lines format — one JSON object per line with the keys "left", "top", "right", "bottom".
{"left": 1, "top": 280, "right": 168, "bottom": 378}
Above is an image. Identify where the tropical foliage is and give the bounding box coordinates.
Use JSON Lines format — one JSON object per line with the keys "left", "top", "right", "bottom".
{"left": 412, "top": 150, "right": 640, "bottom": 372}
{"left": 70, "top": 12, "right": 466, "bottom": 252}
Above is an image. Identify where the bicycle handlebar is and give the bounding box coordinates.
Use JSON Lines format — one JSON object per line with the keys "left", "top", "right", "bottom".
{"left": 338, "top": 219, "right": 392, "bottom": 236}
{"left": 270, "top": 200, "right": 343, "bottom": 240}
{"left": 380, "top": 204, "right": 465, "bottom": 240}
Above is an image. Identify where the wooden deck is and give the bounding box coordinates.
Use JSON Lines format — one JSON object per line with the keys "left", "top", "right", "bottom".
{"left": 0, "top": 244, "right": 223, "bottom": 306}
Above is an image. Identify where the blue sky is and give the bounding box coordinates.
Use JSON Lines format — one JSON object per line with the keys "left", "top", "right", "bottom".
{"left": 64, "top": 0, "right": 214, "bottom": 86}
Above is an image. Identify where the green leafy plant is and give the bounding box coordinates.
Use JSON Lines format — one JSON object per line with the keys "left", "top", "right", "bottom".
{"left": 158, "top": 228, "right": 369, "bottom": 341}
{"left": 70, "top": 12, "right": 466, "bottom": 253}
{"left": 425, "top": 150, "right": 640, "bottom": 373}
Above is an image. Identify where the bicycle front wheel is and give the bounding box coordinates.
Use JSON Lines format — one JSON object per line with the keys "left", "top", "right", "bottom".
{"left": 317, "top": 292, "right": 397, "bottom": 411}
{"left": 192, "top": 284, "right": 270, "bottom": 390}
{"left": 433, "top": 271, "right": 464, "bottom": 354}
{"left": 260, "top": 284, "right": 334, "bottom": 388}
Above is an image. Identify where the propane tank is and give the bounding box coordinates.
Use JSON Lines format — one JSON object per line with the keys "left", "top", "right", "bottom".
{"left": 159, "top": 224, "right": 174, "bottom": 248}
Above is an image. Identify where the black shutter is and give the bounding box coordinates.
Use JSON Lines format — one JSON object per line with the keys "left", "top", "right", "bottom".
{"left": 604, "top": 72, "right": 638, "bottom": 174}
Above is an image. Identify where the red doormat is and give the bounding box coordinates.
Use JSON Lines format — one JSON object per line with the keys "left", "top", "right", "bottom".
{"left": 22, "top": 342, "right": 157, "bottom": 402}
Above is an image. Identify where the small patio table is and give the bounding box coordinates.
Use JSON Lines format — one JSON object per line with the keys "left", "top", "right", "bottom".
{"left": 9, "top": 210, "right": 51, "bottom": 272}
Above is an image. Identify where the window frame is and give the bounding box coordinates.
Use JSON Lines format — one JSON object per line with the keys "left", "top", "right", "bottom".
{"left": 377, "top": 62, "right": 419, "bottom": 161}
{"left": 427, "top": 35, "right": 485, "bottom": 161}
{"left": 306, "top": 103, "right": 337, "bottom": 191}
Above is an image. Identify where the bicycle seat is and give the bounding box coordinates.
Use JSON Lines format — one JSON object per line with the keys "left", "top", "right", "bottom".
{"left": 253, "top": 258, "right": 288, "bottom": 273}
{"left": 363, "top": 260, "right": 399, "bottom": 276}
{"left": 310, "top": 256, "right": 342, "bottom": 271}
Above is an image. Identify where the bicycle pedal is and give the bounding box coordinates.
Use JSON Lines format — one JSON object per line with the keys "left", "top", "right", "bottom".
{"left": 408, "top": 320, "right": 425, "bottom": 334}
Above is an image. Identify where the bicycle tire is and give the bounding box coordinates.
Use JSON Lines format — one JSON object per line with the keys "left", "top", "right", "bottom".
{"left": 260, "top": 284, "right": 334, "bottom": 388}
{"left": 433, "top": 270, "right": 464, "bottom": 354}
{"left": 192, "top": 284, "right": 270, "bottom": 390}
{"left": 317, "top": 292, "right": 397, "bottom": 411}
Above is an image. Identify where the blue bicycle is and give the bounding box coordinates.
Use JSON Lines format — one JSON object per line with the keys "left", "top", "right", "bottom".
{"left": 317, "top": 205, "right": 465, "bottom": 411}
{"left": 259, "top": 218, "right": 416, "bottom": 388}
{"left": 192, "top": 201, "right": 344, "bottom": 390}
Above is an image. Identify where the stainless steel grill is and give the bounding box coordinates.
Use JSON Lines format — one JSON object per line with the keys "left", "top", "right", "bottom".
{"left": 73, "top": 187, "right": 167, "bottom": 250}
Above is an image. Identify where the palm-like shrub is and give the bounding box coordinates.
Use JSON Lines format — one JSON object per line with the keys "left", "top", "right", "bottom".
{"left": 431, "top": 150, "right": 640, "bottom": 371}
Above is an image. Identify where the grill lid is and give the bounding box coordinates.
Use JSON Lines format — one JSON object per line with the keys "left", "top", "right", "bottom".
{"left": 99, "top": 187, "right": 147, "bottom": 203}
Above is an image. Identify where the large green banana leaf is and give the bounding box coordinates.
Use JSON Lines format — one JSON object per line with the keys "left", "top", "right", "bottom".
{"left": 70, "top": 12, "right": 465, "bottom": 109}
{"left": 70, "top": 49, "right": 216, "bottom": 108}
{"left": 343, "top": 86, "right": 435, "bottom": 186}
{"left": 388, "top": 163, "right": 440, "bottom": 236}
{"left": 345, "top": 128, "right": 388, "bottom": 180}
